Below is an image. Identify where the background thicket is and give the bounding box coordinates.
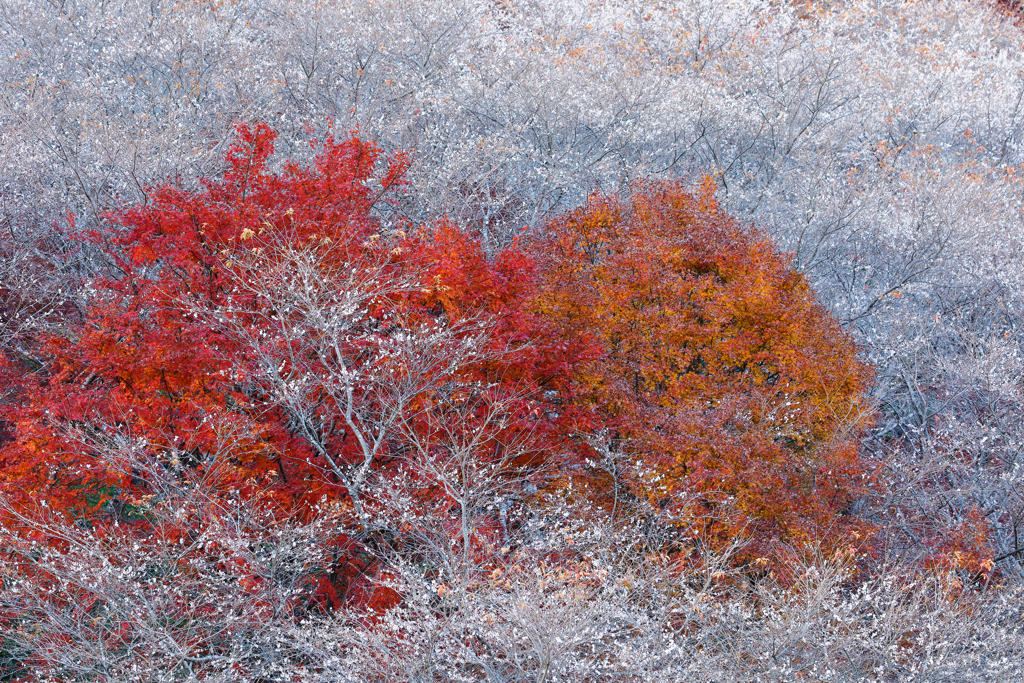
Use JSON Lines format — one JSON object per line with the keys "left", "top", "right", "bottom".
{"left": 2, "top": 0, "right": 1024, "bottom": 680}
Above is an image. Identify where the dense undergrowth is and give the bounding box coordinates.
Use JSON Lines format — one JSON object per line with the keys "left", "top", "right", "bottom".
{"left": 2, "top": 0, "right": 1024, "bottom": 680}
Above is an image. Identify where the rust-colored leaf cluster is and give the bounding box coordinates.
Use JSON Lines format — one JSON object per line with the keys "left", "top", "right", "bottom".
{"left": 532, "top": 179, "right": 874, "bottom": 563}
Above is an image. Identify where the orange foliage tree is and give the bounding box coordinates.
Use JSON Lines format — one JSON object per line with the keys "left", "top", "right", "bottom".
{"left": 532, "top": 180, "right": 874, "bottom": 562}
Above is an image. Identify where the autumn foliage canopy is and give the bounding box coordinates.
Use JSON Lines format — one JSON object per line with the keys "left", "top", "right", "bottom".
{"left": 0, "top": 124, "right": 873, "bottom": 673}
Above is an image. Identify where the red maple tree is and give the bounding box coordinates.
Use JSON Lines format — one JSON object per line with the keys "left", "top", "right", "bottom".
{"left": 0, "top": 123, "right": 557, "bottom": 613}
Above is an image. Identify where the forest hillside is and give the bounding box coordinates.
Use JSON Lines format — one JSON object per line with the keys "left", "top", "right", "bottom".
{"left": 2, "top": 0, "right": 1024, "bottom": 680}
